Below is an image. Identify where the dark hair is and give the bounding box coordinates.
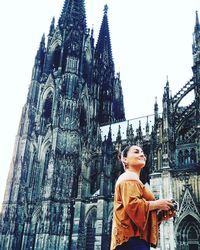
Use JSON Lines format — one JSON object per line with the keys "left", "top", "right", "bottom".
{"left": 117, "top": 145, "right": 132, "bottom": 170}
{"left": 117, "top": 145, "right": 132, "bottom": 161}
{"left": 121, "top": 145, "right": 132, "bottom": 157}
{"left": 118, "top": 145, "right": 146, "bottom": 170}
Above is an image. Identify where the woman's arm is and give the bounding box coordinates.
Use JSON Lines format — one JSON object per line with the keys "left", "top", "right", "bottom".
{"left": 149, "top": 199, "right": 176, "bottom": 222}
{"left": 119, "top": 181, "right": 150, "bottom": 230}
{"left": 149, "top": 199, "right": 173, "bottom": 211}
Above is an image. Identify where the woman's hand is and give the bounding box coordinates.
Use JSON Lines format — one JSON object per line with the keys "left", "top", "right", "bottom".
{"left": 149, "top": 199, "right": 177, "bottom": 222}
{"left": 149, "top": 199, "right": 173, "bottom": 211}
{"left": 161, "top": 210, "right": 176, "bottom": 220}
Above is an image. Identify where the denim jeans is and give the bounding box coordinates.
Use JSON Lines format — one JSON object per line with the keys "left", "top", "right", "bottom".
{"left": 115, "top": 237, "right": 150, "bottom": 250}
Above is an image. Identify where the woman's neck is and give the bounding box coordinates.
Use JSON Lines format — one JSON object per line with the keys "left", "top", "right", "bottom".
{"left": 126, "top": 168, "right": 141, "bottom": 177}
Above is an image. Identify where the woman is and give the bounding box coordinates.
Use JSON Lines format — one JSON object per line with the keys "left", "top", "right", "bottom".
{"left": 110, "top": 145, "right": 176, "bottom": 250}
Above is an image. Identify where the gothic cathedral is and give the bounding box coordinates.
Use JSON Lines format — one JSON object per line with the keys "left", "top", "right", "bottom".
{"left": 0, "top": 1, "right": 199, "bottom": 250}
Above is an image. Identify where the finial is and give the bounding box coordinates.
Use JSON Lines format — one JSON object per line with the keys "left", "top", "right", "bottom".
{"left": 108, "top": 124, "right": 112, "bottom": 134}
{"left": 146, "top": 116, "right": 149, "bottom": 133}
{"left": 39, "top": 34, "right": 45, "bottom": 50}
{"left": 107, "top": 125, "right": 112, "bottom": 142}
{"left": 91, "top": 24, "right": 94, "bottom": 37}
{"left": 42, "top": 33, "right": 45, "bottom": 41}
{"left": 104, "top": 4, "right": 108, "bottom": 15}
{"left": 51, "top": 17, "right": 55, "bottom": 25}
{"left": 195, "top": 10, "right": 200, "bottom": 28}
{"left": 154, "top": 96, "right": 158, "bottom": 116}
{"left": 196, "top": 10, "right": 199, "bottom": 20}
{"left": 166, "top": 75, "right": 169, "bottom": 87}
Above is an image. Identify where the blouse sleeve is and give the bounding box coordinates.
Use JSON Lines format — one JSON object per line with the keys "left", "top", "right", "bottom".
{"left": 118, "top": 180, "right": 150, "bottom": 231}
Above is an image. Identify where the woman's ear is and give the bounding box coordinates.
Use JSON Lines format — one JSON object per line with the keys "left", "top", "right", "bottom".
{"left": 123, "top": 157, "right": 128, "bottom": 166}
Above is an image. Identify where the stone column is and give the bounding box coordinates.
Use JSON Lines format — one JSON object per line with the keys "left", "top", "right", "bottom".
{"left": 160, "top": 170, "right": 176, "bottom": 250}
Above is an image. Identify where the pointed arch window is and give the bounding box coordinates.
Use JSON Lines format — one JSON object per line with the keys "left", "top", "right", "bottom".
{"left": 79, "top": 106, "right": 87, "bottom": 134}
{"left": 188, "top": 227, "right": 198, "bottom": 240}
{"left": 66, "top": 75, "right": 74, "bottom": 98}
{"left": 176, "top": 215, "right": 200, "bottom": 250}
{"left": 29, "top": 151, "right": 37, "bottom": 187}
{"left": 42, "top": 92, "right": 53, "bottom": 124}
{"left": 85, "top": 208, "right": 97, "bottom": 250}
{"left": 52, "top": 46, "right": 61, "bottom": 70}
{"left": 184, "top": 149, "right": 190, "bottom": 167}
{"left": 190, "top": 148, "right": 196, "bottom": 164}
{"left": 42, "top": 146, "right": 52, "bottom": 185}
{"left": 90, "top": 160, "right": 100, "bottom": 195}
{"left": 188, "top": 226, "right": 199, "bottom": 250}
{"left": 178, "top": 150, "right": 184, "bottom": 167}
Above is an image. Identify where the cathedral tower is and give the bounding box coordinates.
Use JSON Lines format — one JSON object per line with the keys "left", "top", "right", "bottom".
{"left": 149, "top": 11, "right": 200, "bottom": 250}
{"left": 0, "top": 1, "right": 125, "bottom": 249}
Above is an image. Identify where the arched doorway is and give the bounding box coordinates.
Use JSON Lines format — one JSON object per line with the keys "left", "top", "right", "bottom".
{"left": 176, "top": 215, "right": 200, "bottom": 250}
{"left": 85, "top": 207, "right": 97, "bottom": 250}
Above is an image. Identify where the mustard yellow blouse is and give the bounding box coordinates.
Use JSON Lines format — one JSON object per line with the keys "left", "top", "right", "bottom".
{"left": 110, "top": 172, "right": 158, "bottom": 250}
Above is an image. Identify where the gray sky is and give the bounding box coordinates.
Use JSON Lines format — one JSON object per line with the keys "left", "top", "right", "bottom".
{"left": 0, "top": 0, "right": 199, "bottom": 207}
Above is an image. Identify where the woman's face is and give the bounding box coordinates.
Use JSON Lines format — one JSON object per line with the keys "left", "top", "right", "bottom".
{"left": 123, "top": 145, "right": 146, "bottom": 169}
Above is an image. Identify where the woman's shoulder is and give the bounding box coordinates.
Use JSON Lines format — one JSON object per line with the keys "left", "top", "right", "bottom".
{"left": 115, "top": 171, "right": 144, "bottom": 187}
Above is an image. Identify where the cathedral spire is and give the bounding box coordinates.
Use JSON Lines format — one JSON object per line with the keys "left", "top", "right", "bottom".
{"left": 37, "top": 34, "right": 46, "bottom": 58}
{"left": 163, "top": 78, "right": 170, "bottom": 102}
{"left": 145, "top": 116, "right": 149, "bottom": 135}
{"left": 47, "top": 17, "right": 55, "bottom": 47}
{"left": 195, "top": 11, "right": 200, "bottom": 32}
{"left": 32, "top": 34, "right": 46, "bottom": 80}
{"left": 95, "top": 4, "right": 113, "bottom": 66}
{"left": 58, "top": 0, "right": 86, "bottom": 32}
{"left": 116, "top": 125, "right": 122, "bottom": 143}
{"left": 193, "top": 11, "right": 200, "bottom": 57}
{"left": 48, "top": 17, "right": 55, "bottom": 37}
{"left": 154, "top": 96, "right": 159, "bottom": 121}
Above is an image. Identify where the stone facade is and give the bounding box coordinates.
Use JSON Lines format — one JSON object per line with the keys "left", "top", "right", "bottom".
{"left": 0, "top": 1, "right": 199, "bottom": 250}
